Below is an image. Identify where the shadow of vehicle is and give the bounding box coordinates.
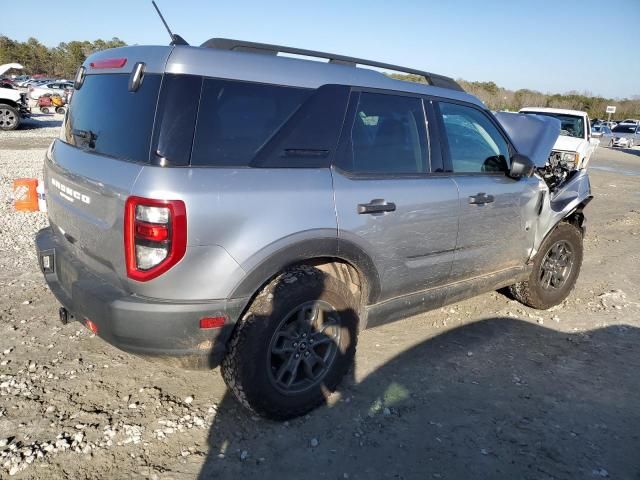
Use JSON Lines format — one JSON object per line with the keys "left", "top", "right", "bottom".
{"left": 20, "top": 113, "right": 63, "bottom": 129}
{"left": 621, "top": 147, "right": 640, "bottom": 159}
{"left": 196, "top": 298, "right": 640, "bottom": 479}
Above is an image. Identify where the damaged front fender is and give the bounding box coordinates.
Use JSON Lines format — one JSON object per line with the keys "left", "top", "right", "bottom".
{"left": 531, "top": 169, "right": 592, "bottom": 259}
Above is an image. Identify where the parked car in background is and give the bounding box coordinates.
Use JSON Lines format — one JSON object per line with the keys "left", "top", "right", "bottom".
{"left": 519, "top": 107, "right": 597, "bottom": 169}
{"left": 28, "top": 81, "right": 73, "bottom": 100}
{"left": 619, "top": 118, "right": 640, "bottom": 125}
{"left": 0, "top": 63, "right": 30, "bottom": 130}
{"left": 611, "top": 124, "right": 640, "bottom": 148}
{"left": 591, "top": 124, "right": 613, "bottom": 146}
{"left": 20, "top": 78, "right": 49, "bottom": 89}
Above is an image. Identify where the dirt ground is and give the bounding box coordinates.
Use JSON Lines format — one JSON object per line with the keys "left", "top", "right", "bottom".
{"left": 1, "top": 115, "right": 639, "bottom": 479}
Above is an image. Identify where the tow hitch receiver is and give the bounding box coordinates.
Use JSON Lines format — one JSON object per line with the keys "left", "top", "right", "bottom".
{"left": 59, "top": 307, "right": 71, "bottom": 325}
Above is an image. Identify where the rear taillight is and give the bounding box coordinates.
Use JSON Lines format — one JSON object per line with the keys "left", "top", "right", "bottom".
{"left": 124, "top": 196, "right": 186, "bottom": 281}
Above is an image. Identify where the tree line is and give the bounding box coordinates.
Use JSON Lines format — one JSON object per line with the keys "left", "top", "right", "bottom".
{"left": 0, "top": 36, "right": 126, "bottom": 79}
{"left": 391, "top": 75, "right": 639, "bottom": 120}
{"left": 1, "top": 36, "right": 637, "bottom": 119}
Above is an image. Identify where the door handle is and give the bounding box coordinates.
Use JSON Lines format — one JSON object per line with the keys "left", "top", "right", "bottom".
{"left": 357, "top": 199, "right": 397, "bottom": 214}
{"left": 468, "top": 192, "right": 495, "bottom": 205}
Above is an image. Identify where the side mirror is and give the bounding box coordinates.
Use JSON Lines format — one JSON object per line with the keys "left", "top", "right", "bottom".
{"left": 509, "top": 153, "right": 535, "bottom": 178}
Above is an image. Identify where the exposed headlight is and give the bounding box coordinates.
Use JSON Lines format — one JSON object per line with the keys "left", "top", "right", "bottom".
{"left": 551, "top": 150, "right": 580, "bottom": 167}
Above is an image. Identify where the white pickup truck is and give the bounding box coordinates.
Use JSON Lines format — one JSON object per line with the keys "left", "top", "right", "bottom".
{"left": 519, "top": 107, "right": 598, "bottom": 171}
{"left": 0, "top": 63, "right": 31, "bottom": 131}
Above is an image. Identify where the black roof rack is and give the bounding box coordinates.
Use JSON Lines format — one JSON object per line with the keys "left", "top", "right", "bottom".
{"left": 200, "top": 38, "right": 464, "bottom": 92}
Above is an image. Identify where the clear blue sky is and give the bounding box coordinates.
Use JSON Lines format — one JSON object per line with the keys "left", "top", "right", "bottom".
{"left": 3, "top": 0, "right": 639, "bottom": 98}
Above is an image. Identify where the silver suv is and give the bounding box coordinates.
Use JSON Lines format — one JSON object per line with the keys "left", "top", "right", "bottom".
{"left": 36, "top": 39, "right": 592, "bottom": 419}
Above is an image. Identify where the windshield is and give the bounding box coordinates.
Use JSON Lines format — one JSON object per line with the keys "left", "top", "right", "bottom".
{"left": 522, "top": 111, "right": 585, "bottom": 139}
{"left": 612, "top": 125, "right": 636, "bottom": 134}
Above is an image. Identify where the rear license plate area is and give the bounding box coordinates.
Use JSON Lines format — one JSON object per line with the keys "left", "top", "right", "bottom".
{"left": 57, "top": 254, "right": 77, "bottom": 296}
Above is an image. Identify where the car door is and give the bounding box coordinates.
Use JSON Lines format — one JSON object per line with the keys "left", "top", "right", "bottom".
{"left": 435, "top": 101, "right": 538, "bottom": 281}
{"left": 332, "top": 91, "right": 460, "bottom": 302}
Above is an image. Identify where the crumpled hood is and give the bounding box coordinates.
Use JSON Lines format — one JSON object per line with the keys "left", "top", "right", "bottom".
{"left": 0, "top": 63, "right": 23, "bottom": 76}
{"left": 553, "top": 135, "right": 586, "bottom": 153}
{"left": 494, "top": 112, "right": 560, "bottom": 167}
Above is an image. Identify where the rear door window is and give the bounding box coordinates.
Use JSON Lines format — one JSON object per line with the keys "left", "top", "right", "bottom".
{"left": 338, "top": 92, "right": 428, "bottom": 174}
{"left": 61, "top": 73, "right": 161, "bottom": 163}
{"left": 191, "top": 79, "right": 311, "bottom": 166}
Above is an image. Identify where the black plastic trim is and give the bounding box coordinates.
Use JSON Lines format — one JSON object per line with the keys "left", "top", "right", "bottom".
{"left": 230, "top": 237, "right": 381, "bottom": 305}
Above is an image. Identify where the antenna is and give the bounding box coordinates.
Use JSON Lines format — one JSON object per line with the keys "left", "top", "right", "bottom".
{"left": 151, "top": 1, "right": 189, "bottom": 46}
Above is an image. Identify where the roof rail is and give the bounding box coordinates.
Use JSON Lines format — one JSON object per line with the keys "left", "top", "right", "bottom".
{"left": 200, "top": 38, "right": 464, "bottom": 92}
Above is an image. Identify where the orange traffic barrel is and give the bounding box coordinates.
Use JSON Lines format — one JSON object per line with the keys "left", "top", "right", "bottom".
{"left": 13, "top": 178, "right": 39, "bottom": 212}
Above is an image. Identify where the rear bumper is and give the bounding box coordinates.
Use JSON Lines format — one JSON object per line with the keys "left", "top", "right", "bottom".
{"left": 36, "top": 227, "right": 249, "bottom": 369}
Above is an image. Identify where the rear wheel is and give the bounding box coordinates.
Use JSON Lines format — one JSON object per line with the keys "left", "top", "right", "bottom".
{"left": 0, "top": 104, "right": 20, "bottom": 131}
{"left": 55, "top": 107, "right": 65, "bottom": 114}
{"left": 222, "top": 266, "right": 359, "bottom": 420}
{"left": 509, "top": 223, "right": 583, "bottom": 310}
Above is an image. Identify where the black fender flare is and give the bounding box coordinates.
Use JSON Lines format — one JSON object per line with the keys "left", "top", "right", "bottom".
{"left": 229, "top": 237, "right": 381, "bottom": 305}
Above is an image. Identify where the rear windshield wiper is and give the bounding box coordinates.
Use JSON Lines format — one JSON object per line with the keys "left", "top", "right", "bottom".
{"left": 71, "top": 128, "right": 98, "bottom": 149}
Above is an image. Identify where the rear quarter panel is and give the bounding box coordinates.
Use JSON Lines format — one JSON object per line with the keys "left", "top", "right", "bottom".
{"left": 129, "top": 167, "right": 337, "bottom": 300}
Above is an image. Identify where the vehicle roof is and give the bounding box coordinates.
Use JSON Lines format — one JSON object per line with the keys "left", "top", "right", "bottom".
{"left": 84, "top": 43, "right": 486, "bottom": 109}
{"left": 520, "top": 107, "right": 588, "bottom": 117}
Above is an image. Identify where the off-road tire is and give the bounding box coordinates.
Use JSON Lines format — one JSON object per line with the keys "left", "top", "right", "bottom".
{"left": 0, "top": 104, "right": 21, "bottom": 131}
{"left": 55, "top": 107, "right": 65, "bottom": 114}
{"left": 222, "top": 266, "right": 359, "bottom": 420}
{"left": 509, "top": 223, "right": 583, "bottom": 310}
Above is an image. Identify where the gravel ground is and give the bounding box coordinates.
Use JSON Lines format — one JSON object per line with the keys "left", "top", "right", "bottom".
{"left": 0, "top": 119, "right": 639, "bottom": 479}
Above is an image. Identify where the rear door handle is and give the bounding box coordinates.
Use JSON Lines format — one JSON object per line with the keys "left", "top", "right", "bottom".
{"left": 357, "top": 199, "right": 396, "bottom": 214}
{"left": 468, "top": 192, "right": 495, "bottom": 205}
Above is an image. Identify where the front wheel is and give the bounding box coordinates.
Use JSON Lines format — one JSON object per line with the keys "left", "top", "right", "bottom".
{"left": 222, "top": 266, "right": 359, "bottom": 420}
{"left": 0, "top": 104, "right": 21, "bottom": 131}
{"left": 509, "top": 223, "right": 583, "bottom": 310}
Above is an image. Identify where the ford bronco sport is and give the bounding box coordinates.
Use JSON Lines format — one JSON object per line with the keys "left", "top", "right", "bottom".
{"left": 35, "top": 39, "right": 592, "bottom": 419}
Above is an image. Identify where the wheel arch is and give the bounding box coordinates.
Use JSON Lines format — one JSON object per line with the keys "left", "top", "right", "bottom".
{"left": 534, "top": 195, "right": 593, "bottom": 260}
{"left": 0, "top": 99, "right": 19, "bottom": 109}
{"left": 229, "top": 237, "right": 381, "bottom": 310}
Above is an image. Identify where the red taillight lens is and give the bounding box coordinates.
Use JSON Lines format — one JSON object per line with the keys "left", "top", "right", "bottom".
{"left": 84, "top": 319, "right": 98, "bottom": 334}
{"left": 90, "top": 58, "right": 127, "bottom": 69}
{"left": 124, "top": 196, "right": 187, "bottom": 282}
{"left": 135, "top": 222, "right": 168, "bottom": 242}
{"left": 199, "top": 317, "right": 226, "bottom": 329}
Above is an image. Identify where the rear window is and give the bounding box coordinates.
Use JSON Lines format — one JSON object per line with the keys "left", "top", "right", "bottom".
{"left": 190, "top": 79, "right": 310, "bottom": 166}
{"left": 612, "top": 125, "right": 636, "bottom": 133}
{"left": 61, "top": 73, "right": 161, "bottom": 163}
